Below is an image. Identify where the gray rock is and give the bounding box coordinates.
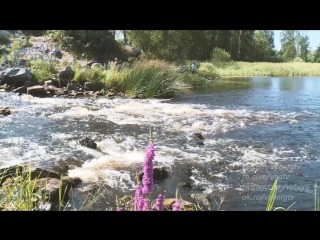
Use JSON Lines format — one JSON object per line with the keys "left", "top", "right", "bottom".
{"left": 138, "top": 166, "right": 168, "bottom": 182}
{"left": 84, "top": 82, "right": 95, "bottom": 91}
{"left": 23, "top": 81, "right": 37, "bottom": 87}
{"left": 44, "top": 80, "right": 54, "bottom": 86}
{"left": 67, "top": 82, "right": 78, "bottom": 92}
{"left": 34, "top": 178, "right": 70, "bottom": 203}
{"left": 58, "top": 66, "right": 74, "bottom": 80}
{"left": 0, "top": 67, "right": 32, "bottom": 85}
{"left": 87, "top": 61, "right": 99, "bottom": 67}
{"left": 79, "top": 137, "right": 97, "bottom": 149}
{"left": 91, "top": 63, "right": 102, "bottom": 68}
{"left": 27, "top": 85, "right": 48, "bottom": 97}
{"left": 12, "top": 86, "right": 27, "bottom": 94}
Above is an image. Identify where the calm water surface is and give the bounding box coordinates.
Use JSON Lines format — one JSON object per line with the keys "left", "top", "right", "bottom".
{"left": 1, "top": 77, "right": 320, "bottom": 211}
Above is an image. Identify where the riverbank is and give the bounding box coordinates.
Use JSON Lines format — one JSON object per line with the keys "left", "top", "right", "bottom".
{"left": 2, "top": 59, "right": 320, "bottom": 101}
{"left": 0, "top": 59, "right": 211, "bottom": 99}
{"left": 215, "top": 61, "right": 320, "bottom": 77}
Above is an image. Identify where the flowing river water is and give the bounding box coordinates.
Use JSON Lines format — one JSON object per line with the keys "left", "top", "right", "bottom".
{"left": 1, "top": 77, "right": 320, "bottom": 211}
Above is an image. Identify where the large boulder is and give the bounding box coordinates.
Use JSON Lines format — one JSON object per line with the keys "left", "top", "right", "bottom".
{"left": 58, "top": 66, "right": 74, "bottom": 80}
{"left": 27, "top": 85, "right": 48, "bottom": 97}
{"left": 0, "top": 68, "right": 32, "bottom": 85}
{"left": 23, "top": 81, "right": 38, "bottom": 87}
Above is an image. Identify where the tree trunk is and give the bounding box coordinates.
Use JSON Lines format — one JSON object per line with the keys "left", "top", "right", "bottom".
{"left": 123, "top": 30, "right": 127, "bottom": 44}
{"left": 238, "top": 30, "right": 242, "bottom": 58}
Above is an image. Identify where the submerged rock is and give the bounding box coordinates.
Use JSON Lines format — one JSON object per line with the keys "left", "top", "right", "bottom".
{"left": 191, "top": 132, "right": 205, "bottom": 145}
{"left": 138, "top": 166, "right": 168, "bottom": 182}
{"left": 192, "top": 133, "right": 205, "bottom": 140}
{"left": 79, "top": 137, "right": 97, "bottom": 149}
{"left": 0, "top": 107, "right": 10, "bottom": 116}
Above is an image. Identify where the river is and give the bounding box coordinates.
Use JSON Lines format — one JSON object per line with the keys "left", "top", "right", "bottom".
{"left": 1, "top": 77, "right": 320, "bottom": 211}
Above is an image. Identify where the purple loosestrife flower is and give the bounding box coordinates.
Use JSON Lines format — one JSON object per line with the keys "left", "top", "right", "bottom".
{"left": 172, "top": 199, "right": 181, "bottom": 211}
{"left": 142, "top": 142, "right": 155, "bottom": 195}
{"left": 118, "top": 207, "right": 124, "bottom": 211}
{"left": 134, "top": 183, "right": 144, "bottom": 211}
{"left": 143, "top": 198, "right": 151, "bottom": 211}
{"left": 156, "top": 194, "right": 165, "bottom": 211}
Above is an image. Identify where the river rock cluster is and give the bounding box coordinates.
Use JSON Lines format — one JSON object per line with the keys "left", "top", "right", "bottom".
{"left": 0, "top": 61, "right": 123, "bottom": 99}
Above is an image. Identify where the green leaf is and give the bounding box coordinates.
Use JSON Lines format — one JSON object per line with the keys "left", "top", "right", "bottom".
{"left": 266, "top": 178, "right": 278, "bottom": 211}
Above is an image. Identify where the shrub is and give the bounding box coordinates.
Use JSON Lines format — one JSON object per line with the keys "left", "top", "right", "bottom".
{"left": 211, "top": 47, "right": 233, "bottom": 67}
{"left": 30, "top": 61, "right": 59, "bottom": 84}
{"left": 109, "top": 59, "right": 191, "bottom": 98}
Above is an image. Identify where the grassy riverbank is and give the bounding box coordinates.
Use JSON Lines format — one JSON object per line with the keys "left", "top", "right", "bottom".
{"left": 215, "top": 61, "right": 320, "bottom": 77}
{"left": 29, "top": 59, "right": 207, "bottom": 98}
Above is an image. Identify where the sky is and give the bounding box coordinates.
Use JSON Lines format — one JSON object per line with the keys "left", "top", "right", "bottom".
{"left": 274, "top": 30, "right": 320, "bottom": 51}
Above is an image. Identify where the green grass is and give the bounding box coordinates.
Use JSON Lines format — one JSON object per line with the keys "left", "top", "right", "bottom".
{"left": 265, "top": 178, "right": 296, "bottom": 211}
{"left": 30, "top": 61, "right": 59, "bottom": 84}
{"left": 73, "top": 59, "right": 192, "bottom": 98}
{"left": 216, "top": 61, "right": 320, "bottom": 77}
{"left": 179, "top": 61, "right": 320, "bottom": 78}
{"left": 113, "top": 60, "right": 191, "bottom": 98}
{"left": 0, "top": 165, "right": 102, "bottom": 211}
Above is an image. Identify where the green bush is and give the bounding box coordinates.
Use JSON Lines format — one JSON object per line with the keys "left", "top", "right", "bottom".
{"left": 30, "top": 61, "right": 59, "bottom": 84}
{"left": 73, "top": 63, "right": 107, "bottom": 89}
{"left": 292, "top": 57, "right": 304, "bottom": 63}
{"left": 212, "top": 47, "right": 233, "bottom": 66}
{"left": 107, "top": 60, "right": 191, "bottom": 98}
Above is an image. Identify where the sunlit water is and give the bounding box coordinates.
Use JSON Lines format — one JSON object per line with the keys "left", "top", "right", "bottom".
{"left": 1, "top": 77, "right": 320, "bottom": 211}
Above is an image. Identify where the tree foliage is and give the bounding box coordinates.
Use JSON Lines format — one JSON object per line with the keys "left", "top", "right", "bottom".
{"left": 51, "top": 30, "right": 123, "bottom": 61}
{"left": 5, "top": 30, "right": 314, "bottom": 63}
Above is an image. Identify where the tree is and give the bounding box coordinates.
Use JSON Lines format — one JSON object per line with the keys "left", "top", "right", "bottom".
{"left": 280, "top": 30, "right": 297, "bottom": 61}
{"left": 313, "top": 45, "right": 320, "bottom": 63}
{"left": 297, "top": 31, "right": 309, "bottom": 61}
{"left": 253, "top": 30, "right": 275, "bottom": 61}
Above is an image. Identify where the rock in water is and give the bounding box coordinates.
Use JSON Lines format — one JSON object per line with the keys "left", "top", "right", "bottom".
{"left": 0, "top": 107, "right": 10, "bottom": 116}
{"left": 192, "top": 132, "right": 204, "bottom": 140}
{"left": 79, "top": 137, "right": 97, "bottom": 149}
{"left": 138, "top": 166, "right": 168, "bottom": 181}
{"left": 191, "top": 132, "right": 205, "bottom": 145}
{"left": 27, "top": 85, "right": 48, "bottom": 97}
